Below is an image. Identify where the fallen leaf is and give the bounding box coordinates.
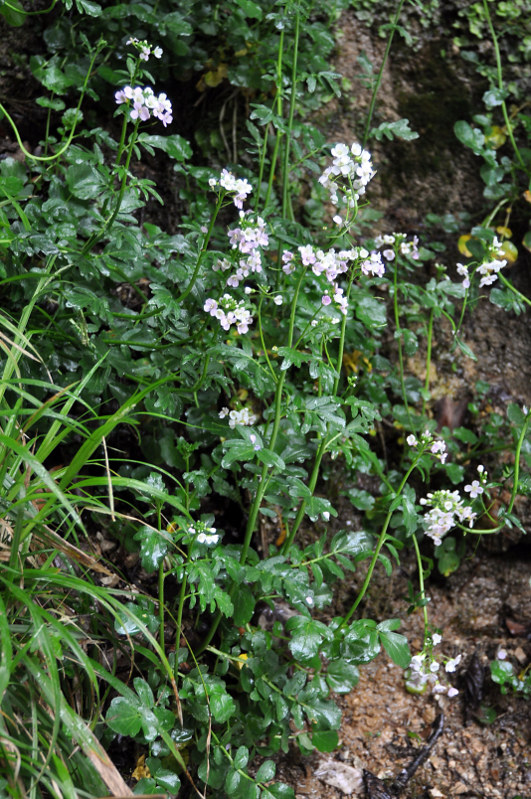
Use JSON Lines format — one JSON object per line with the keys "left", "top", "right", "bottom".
{"left": 315, "top": 758, "right": 363, "bottom": 795}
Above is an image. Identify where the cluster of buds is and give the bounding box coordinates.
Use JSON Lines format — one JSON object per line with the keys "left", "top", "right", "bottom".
{"left": 115, "top": 85, "right": 173, "bottom": 127}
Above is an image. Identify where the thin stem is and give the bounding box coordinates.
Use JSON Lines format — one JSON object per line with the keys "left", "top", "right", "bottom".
{"left": 498, "top": 271, "right": 531, "bottom": 308}
{"left": 422, "top": 308, "right": 434, "bottom": 417}
{"left": 0, "top": 42, "right": 103, "bottom": 163}
{"left": 263, "top": 26, "right": 285, "bottom": 212}
{"left": 362, "top": 0, "right": 406, "bottom": 148}
{"left": 178, "top": 194, "right": 224, "bottom": 303}
{"left": 281, "top": 267, "right": 357, "bottom": 553}
{"left": 340, "top": 458, "right": 420, "bottom": 628}
{"left": 80, "top": 119, "right": 141, "bottom": 256}
{"left": 393, "top": 256, "right": 410, "bottom": 420}
{"left": 410, "top": 531, "right": 429, "bottom": 643}
{"left": 482, "top": 0, "right": 526, "bottom": 170}
{"left": 281, "top": 8, "right": 300, "bottom": 222}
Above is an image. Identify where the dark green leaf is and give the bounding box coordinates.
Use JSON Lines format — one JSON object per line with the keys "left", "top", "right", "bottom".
{"left": 311, "top": 729, "right": 339, "bottom": 752}
{"left": 255, "top": 760, "right": 276, "bottom": 781}
{"left": 379, "top": 631, "right": 411, "bottom": 668}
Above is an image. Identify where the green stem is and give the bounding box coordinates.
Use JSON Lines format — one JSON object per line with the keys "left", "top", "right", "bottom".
{"left": 470, "top": 408, "right": 530, "bottom": 534}
{"left": 262, "top": 26, "right": 285, "bottom": 212}
{"left": 498, "top": 271, "right": 531, "bottom": 308}
{"left": 362, "top": 0, "right": 406, "bottom": 148}
{"left": 340, "top": 458, "right": 419, "bottom": 628}
{"left": 158, "top": 560, "right": 165, "bottom": 649}
{"left": 482, "top": 0, "right": 526, "bottom": 170}
{"left": 281, "top": 267, "right": 357, "bottom": 553}
{"left": 393, "top": 254, "right": 410, "bottom": 420}
{"left": 80, "top": 119, "right": 141, "bottom": 256}
{"left": 410, "top": 531, "right": 429, "bottom": 643}
{"left": 281, "top": 8, "right": 300, "bottom": 222}
{"left": 0, "top": 42, "right": 103, "bottom": 163}
{"left": 422, "top": 308, "right": 434, "bottom": 417}
{"left": 177, "top": 194, "right": 224, "bottom": 303}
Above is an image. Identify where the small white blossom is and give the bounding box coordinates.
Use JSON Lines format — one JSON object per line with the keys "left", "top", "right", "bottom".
{"left": 497, "top": 648, "right": 507, "bottom": 660}
{"left": 197, "top": 532, "right": 219, "bottom": 545}
{"left": 406, "top": 434, "right": 418, "bottom": 447}
{"left": 445, "top": 655, "right": 462, "bottom": 673}
{"left": 464, "top": 480, "right": 484, "bottom": 499}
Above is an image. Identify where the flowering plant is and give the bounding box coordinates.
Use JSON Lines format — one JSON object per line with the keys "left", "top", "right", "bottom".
{"left": 0, "top": 2, "right": 529, "bottom": 797}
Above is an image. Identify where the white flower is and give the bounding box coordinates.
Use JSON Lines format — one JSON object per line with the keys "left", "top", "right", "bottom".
{"left": 445, "top": 655, "right": 462, "bottom": 673}
{"left": 456, "top": 262, "right": 470, "bottom": 289}
{"left": 497, "top": 648, "right": 507, "bottom": 660}
{"left": 464, "top": 480, "right": 483, "bottom": 499}
{"left": 447, "top": 686, "right": 459, "bottom": 698}
{"left": 360, "top": 251, "right": 385, "bottom": 278}
{"left": 153, "top": 46, "right": 163, "bottom": 58}
{"left": 197, "top": 532, "right": 219, "bottom": 545}
{"left": 273, "top": 295, "right": 283, "bottom": 305}
{"left": 406, "top": 434, "right": 418, "bottom": 447}
{"left": 431, "top": 633, "right": 442, "bottom": 646}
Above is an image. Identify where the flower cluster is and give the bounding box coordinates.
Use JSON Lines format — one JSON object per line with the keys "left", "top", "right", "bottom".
{"left": 204, "top": 295, "right": 253, "bottom": 334}
{"left": 360, "top": 250, "right": 385, "bottom": 278}
{"left": 219, "top": 406, "right": 258, "bottom": 428}
{"left": 405, "top": 635, "right": 461, "bottom": 698}
{"left": 188, "top": 521, "right": 220, "bottom": 546}
{"left": 211, "top": 208, "right": 269, "bottom": 290}
{"left": 115, "top": 85, "right": 173, "bottom": 127}
{"left": 291, "top": 245, "right": 358, "bottom": 315}
{"left": 319, "top": 142, "right": 375, "bottom": 208}
{"left": 420, "top": 489, "right": 477, "bottom": 546}
{"left": 374, "top": 232, "right": 420, "bottom": 262}
{"left": 456, "top": 236, "right": 508, "bottom": 289}
{"left": 209, "top": 169, "right": 253, "bottom": 210}
{"left": 476, "top": 257, "right": 506, "bottom": 287}
{"left": 126, "top": 37, "right": 163, "bottom": 61}
{"left": 406, "top": 430, "right": 448, "bottom": 464}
